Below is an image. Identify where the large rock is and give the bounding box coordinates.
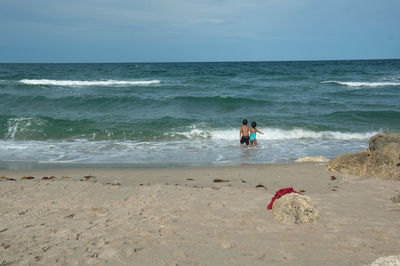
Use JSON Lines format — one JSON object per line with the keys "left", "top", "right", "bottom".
{"left": 369, "top": 134, "right": 400, "bottom": 153}
{"left": 271, "top": 193, "right": 320, "bottom": 224}
{"left": 327, "top": 133, "right": 400, "bottom": 180}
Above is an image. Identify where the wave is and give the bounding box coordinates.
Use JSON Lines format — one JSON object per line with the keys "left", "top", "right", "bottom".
{"left": 166, "top": 127, "right": 378, "bottom": 141}
{"left": 1, "top": 115, "right": 378, "bottom": 141}
{"left": 4, "top": 117, "right": 49, "bottom": 139}
{"left": 321, "top": 80, "right": 400, "bottom": 87}
{"left": 19, "top": 79, "right": 161, "bottom": 86}
{"left": 171, "top": 96, "right": 270, "bottom": 105}
{"left": 0, "top": 94, "right": 159, "bottom": 111}
{"left": 0, "top": 136, "right": 369, "bottom": 165}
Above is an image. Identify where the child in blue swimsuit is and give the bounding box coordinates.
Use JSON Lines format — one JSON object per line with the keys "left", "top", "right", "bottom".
{"left": 249, "top": 121, "right": 264, "bottom": 148}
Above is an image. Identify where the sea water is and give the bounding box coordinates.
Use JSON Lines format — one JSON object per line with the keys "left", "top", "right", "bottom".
{"left": 0, "top": 60, "right": 399, "bottom": 169}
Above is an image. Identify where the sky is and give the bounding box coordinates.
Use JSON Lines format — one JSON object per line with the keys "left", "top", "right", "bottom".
{"left": 0, "top": 0, "right": 399, "bottom": 63}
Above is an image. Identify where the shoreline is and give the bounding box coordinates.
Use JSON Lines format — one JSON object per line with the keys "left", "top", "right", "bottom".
{"left": 0, "top": 156, "right": 329, "bottom": 171}
{"left": 0, "top": 160, "right": 244, "bottom": 171}
{"left": 1, "top": 162, "right": 332, "bottom": 196}
{"left": 1, "top": 162, "right": 328, "bottom": 185}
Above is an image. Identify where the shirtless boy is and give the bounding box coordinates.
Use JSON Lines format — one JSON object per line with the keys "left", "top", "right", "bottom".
{"left": 239, "top": 119, "right": 250, "bottom": 149}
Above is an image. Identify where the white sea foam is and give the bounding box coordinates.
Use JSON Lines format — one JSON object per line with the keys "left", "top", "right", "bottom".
{"left": 321, "top": 80, "right": 400, "bottom": 87}
{"left": 170, "top": 127, "right": 377, "bottom": 141}
{"left": 213, "top": 128, "right": 377, "bottom": 140}
{"left": 5, "top": 117, "right": 47, "bottom": 139}
{"left": 19, "top": 79, "right": 161, "bottom": 86}
{"left": 0, "top": 135, "right": 370, "bottom": 165}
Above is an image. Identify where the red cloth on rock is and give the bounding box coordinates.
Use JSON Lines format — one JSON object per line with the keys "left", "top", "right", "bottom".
{"left": 267, "top": 187, "right": 298, "bottom": 210}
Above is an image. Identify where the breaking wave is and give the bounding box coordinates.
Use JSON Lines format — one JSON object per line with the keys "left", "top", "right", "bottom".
{"left": 1, "top": 116, "right": 378, "bottom": 141}
{"left": 19, "top": 79, "right": 161, "bottom": 86}
{"left": 321, "top": 81, "right": 400, "bottom": 87}
{"left": 167, "top": 127, "right": 378, "bottom": 141}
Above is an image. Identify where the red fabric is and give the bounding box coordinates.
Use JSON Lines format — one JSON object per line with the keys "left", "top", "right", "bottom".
{"left": 267, "top": 187, "right": 298, "bottom": 210}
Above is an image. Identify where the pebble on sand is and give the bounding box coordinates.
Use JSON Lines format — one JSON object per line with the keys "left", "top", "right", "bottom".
{"left": 21, "top": 176, "right": 35, "bottom": 180}
{"left": 213, "top": 178, "right": 229, "bottom": 183}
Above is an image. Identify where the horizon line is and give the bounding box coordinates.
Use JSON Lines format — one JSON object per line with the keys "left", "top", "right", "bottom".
{"left": 1, "top": 58, "right": 399, "bottom": 64}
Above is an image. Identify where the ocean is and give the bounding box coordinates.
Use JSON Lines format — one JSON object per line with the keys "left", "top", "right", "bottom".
{"left": 0, "top": 60, "right": 399, "bottom": 169}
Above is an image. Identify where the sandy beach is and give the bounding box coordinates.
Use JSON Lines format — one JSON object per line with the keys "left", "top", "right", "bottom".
{"left": 1, "top": 162, "right": 399, "bottom": 265}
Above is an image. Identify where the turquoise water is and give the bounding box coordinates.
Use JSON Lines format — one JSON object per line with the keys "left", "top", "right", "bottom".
{"left": 0, "top": 60, "right": 399, "bottom": 168}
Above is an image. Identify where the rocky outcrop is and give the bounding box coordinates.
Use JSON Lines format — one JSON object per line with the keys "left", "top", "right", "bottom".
{"left": 327, "top": 133, "right": 400, "bottom": 180}
{"left": 271, "top": 193, "right": 320, "bottom": 224}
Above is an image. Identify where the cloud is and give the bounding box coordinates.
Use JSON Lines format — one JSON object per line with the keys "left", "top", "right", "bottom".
{"left": 189, "top": 18, "right": 226, "bottom": 25}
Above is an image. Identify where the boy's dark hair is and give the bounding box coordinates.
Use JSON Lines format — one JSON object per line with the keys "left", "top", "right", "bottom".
{"left": 251, "top": 121, "right": 256, "bottom": 128}
{"left": 242, "top": 119, "right": 248, "bottom": 125}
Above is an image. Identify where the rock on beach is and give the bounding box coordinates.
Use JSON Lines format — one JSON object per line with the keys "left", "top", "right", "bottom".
{"left": 369, "top": 254, "right": 400, "bottom": 266}
{"left": 327, "top": 133, "right": 400, "bottom": 180}
{"left": 271, "top": 193, "right": 320, "bottom": 224}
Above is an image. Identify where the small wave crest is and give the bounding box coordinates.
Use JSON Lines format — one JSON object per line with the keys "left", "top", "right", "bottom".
{"left": 19, "top": 79, "right": 161, "bottom": 86}
{"left": 321, "top": 80, "right": 400, "bottom": 87}
{"left": 167, "top": 127, "right": 377, "bottom": 141}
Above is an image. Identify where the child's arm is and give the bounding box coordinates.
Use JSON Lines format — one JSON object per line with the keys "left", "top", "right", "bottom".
{"left": 256, "top": 128, "right": 264, "bottom": 134}
{"left": 239, "top": 127, "right": 242, "bottom": 139}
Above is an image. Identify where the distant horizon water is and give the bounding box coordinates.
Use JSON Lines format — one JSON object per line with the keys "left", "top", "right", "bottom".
{"left": 2, "top": 58, "right": 400, "bottom": 65}
{"left": 0, "top": 59, "right": 399, "bottom": 169}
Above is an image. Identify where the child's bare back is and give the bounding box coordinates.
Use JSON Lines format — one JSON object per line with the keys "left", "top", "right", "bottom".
{"left": 239, "top": 119, "right": 250, "bottom": 148}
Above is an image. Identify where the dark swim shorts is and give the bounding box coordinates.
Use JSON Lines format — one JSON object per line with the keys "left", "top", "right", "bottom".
{"left": 240, "top": 136, "right": 250, "bottom": 145}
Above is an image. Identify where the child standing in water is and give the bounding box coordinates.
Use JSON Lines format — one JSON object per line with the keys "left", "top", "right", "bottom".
{"left": 249, "top": 121, "right": 264, "bottom": 148}
{"left": 239, "top": 119, "right": 250, "bottom": 149}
